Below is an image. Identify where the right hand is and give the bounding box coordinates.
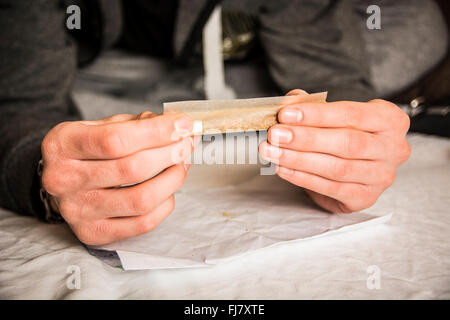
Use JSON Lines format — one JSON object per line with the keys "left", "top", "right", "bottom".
{"left": 41, "top": 111, "right": 198, "bottom": 245}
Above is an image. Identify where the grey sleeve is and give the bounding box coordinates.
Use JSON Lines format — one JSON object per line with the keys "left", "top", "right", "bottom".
{"left": 258, "top": 0, "right": 377, "bottom": 101}
{"left": 0, "top": 0, "right": 81, "bottom": 218}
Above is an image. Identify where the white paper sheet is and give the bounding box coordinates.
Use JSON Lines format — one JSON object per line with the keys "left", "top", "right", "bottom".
{"left": 96, "top": 172, "right": 390, "bottom": 270}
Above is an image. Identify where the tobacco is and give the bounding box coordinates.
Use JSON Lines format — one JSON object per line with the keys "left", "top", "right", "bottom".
{"left": 164, "top": 92, "right": 327, "bottom": 135}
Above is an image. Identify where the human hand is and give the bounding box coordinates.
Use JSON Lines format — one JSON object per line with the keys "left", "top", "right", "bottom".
{"left": 41, "top": 112, "right": 198, "bottom": 245}
{"left": 259, "top": 89, "right": 411, "bottom": 213}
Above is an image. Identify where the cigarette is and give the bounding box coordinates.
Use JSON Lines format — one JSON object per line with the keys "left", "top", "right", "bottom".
{"left": 164, "top": 92, "right": 327, "bottom": 135}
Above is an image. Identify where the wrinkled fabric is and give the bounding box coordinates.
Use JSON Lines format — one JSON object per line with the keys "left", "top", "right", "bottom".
{"left": 0, "top": 134, "right": 449, "bottom": 299}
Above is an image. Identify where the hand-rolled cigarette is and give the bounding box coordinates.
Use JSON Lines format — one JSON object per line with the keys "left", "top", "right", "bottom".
{"left": 163, "top": 92, "right": 327, "bottom": 135}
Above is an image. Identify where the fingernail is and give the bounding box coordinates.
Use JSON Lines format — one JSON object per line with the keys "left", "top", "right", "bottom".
{"left": 281, "top": 108, "right": 303, "bottom": 124}
{"left": 174, "top": 116, "right": 192, "bottom": 137}
{"left": 278, "top": 166, "right": 295, "bottom": 176}
{"left": 262, "top": 144, "right": 282, "bottom": 159}
{"left": 270, "top": 128, "right": 293, "bottom": 144}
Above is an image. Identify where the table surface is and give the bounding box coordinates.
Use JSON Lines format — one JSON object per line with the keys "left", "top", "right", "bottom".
{"left": 0, "top": 133, "right": 449, "bottom": 299}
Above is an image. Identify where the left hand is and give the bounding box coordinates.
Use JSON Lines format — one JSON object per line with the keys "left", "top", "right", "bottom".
{"left": 259, "top": 89, "right": 411, "bottom": 213}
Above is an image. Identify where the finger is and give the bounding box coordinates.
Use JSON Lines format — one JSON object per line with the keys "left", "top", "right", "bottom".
{"left": 76, "top": 195, "right": 176, "bottom": 246}
{"left": 285, "top": 89, "right": 308, "bottom": 96}
{"left": 81, "top": 111, "right": 159, "bottom": 126}
{"left": 259, "top": 141, "right": 392, "bottom": 185}
{"left": 62, "top": 164, "right": 187, "bottom": 220}
{"left": 136, "top": 111, "right": 159, "bottom": 120}
{"left": 278, "top": 100, "right": 399, "bottom": 133}
{"left": 268, "top": 125, "right": 387, "bottom": 160}
{"left": 60, "top": 113, "right": 193, "bottom": 159}
{"left": 305, "top": 188, "right": 378, "bottom": 214}
{"left": 275, "top": 165, "right": 370, "bottom": 207}
{"left": 304, "top": 190, "right": 348, "bottom": 213}
{"left": 106, "top": 195, "right": 176, "bottom": 243}
{"left": 81, "top": 114, "right": 137, "bottom": 126}
{"left": 182, "top": 134, "right": 201, "bottom": 165}
{"left": 78, "top": 137, "right": 195, "bottom": 189}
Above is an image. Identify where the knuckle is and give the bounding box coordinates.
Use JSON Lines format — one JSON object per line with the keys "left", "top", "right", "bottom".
{"left": 144, "top": 117, "right": 164, "bottom": 140}
{"left": 380, "top": 170, "right": 396, "bottom": 187}
{"left": 93, "top": 220, "right": 111, "bottom": 236}
{"left": 332, "top": 159, "right": 352, "bottom": 180}
{"left": 76, "top": 222, "right": 108, "bottom": 245}
{"left": 398, "top": 110, "right": 411, "bottom": 133}
{"left": 343, "top": 104, "right": 363, "bottom": 128}
{"left": 325, "top": 181, "right": 341, "bottom": 198}
{"left": 400, "top": 141, "right": 412, "bottom": 163}
{"left": 51, "top": 122, "right": 73, "bottom": 156}
{"left": 41, "top": 167, "right": 64, "bottom": 195}
{"left": 342, "top": 185, "right": 361, "bottom": 202}
{"left": 77, "top": 190, "right": 104, "bottom": 212}
{"left": 42, "top": 122, "right": 71, "bottom": 158}
{"left": 58, "top": 199, "right": 78, "bottom": 222}
{"left": 373, "top": 100, "right": 410, "bottom": 131}
{"left": 344, "top": 131, "right": 366, "bottom": 157}
{"left": 139, "top": 215, "right": 157, "bottom": 234}
{"left": 362, "top": 188, "right": 380, "bottom": 208}
{"left": 363, "top": 193, "right": 379, "bottom": 210}
{"left": 336, "top": 202, "right": 354, "bottom": 214}
{"left": 41, "top": 135, "right": 59, "bottom": 158}
{"left": 370, "top": 99, "right": 397, "bottom": 111}
{"left": 138, "top": 196, "right": 175, "bottom": 234}
{"left": 98, "top": 129, "right": 124, "bottom": 157}
{"left": 81, "top": 190, "right": 101, "bottom": 207}
{"left": 73, "top": 232, "right": 90, "bottom": 245}
{"left": 129, "top": 189, "right": 150, "bottom": 214}
{"left": 340, "top": 186, "right": 379, "bottom": 212}
{"left": 339, "top": 202, "right": 364, "bottom": 214}
{"left": 388, "top": 106, "right": 411, "bottom": 133}
{"left": 393, "top": 140, "right": 411, "bottom": 164}
{"left": 117, "top": 157, "right": 140, "bottom": 182}
{"left": 42, "top": 163, "right": 83, "bottom": 195}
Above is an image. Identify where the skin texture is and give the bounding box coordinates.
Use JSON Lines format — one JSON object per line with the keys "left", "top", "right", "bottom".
{"left": 41, "top": 111, "right": 199, "bottom": 246}
{"left": 259, "top": 89, "right": 411, "bottom": 214}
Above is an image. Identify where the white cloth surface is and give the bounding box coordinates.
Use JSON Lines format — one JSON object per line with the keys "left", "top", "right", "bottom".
{"left": 0, "top": 134, "right": 449, "bottom": 299}
{"left": 96, "top": 171, "right": 391, "bottom": 270}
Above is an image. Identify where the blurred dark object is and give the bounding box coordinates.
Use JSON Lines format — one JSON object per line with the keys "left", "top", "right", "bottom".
{"left": 391, "top": 0, "right": 450, "bottom": 137}
{"left": 221, "top": 11, "right": 257, "bottom": 61}
{"left": 118, "top": 0, "right": 179, "bottom": 58}
{"left": 400, "top": 98, "right": 449, "bottom": 138}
